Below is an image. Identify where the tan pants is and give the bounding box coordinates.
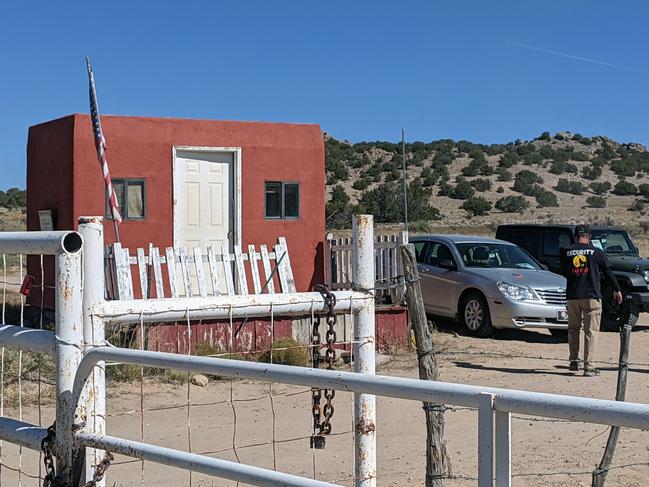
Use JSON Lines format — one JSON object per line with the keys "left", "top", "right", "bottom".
{"left": 567, "top": 299, "right": 601, "bottom": 368}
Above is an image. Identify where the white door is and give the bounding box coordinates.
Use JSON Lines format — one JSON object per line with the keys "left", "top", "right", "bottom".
{"left": 174, "top": 150, "right": 233, "bottom": 253}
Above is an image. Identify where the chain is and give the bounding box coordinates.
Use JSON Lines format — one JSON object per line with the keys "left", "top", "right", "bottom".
{"left": 83, "top": 452, "right": 114, "bottom": 487}
{"left": 42, "top": 423, "right": 62, "bottom": 487}
{"left": 310, "top": 284, "right": 337, "bottom": 448}
{"left": 40, "top": 422, "right": 114, "bottom": 487}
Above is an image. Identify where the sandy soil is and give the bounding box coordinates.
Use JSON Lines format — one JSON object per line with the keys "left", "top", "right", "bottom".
{"left": 2, "top": 321, "right": 649, "bottom": 486}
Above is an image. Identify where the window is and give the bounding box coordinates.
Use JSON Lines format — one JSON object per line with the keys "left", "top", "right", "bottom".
{"left": 423, "top": 243, "right": 456, "bottom": 268}
{"left": 413, "top": 241, "right": 428, "bottom": 263}
{"left": 543, "top": 231, "right": 572, "bottom": 257}
{"left": 265, "top": 181, "right": 299, "bottom": 220}
{"left": 106, "top": 179, "right": 146, "bottom": 220}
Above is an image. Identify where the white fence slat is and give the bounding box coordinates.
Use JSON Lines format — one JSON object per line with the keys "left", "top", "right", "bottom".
{"left": 277, "top": 237, "right": 296, "bottom": 292}
{"left": 177, "top": 247, "right": 193, "bottom": 297}
{"left": 259, "top": 244, "right": 275, "bottom": 294}
{"left": 233, "top": 246, "right": 249, "bottom": 295}
{"left": 248, "top": 245, "right": 262, "bottom": 294}
{"left": 221, "top": 249, "right": 236, "bottom": 296}
{"left": 114, "top": 243, "right": 134, "bottom": 300}
{"left": 206, "top": 246, "right": 222, "bottom": 296}
{"left": 165, "top": 247, "right": 179, "bottom": 298}
{"left": 137, "top": 248, "right": 148, "bottom": 299}
{"left": 193, "top": 247, "right": 207, "bottom": 298}
{"left": 151, "top": 247, "right": 164, "bottom": 298}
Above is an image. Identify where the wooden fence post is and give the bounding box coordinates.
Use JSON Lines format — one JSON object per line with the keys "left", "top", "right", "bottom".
{"left": 400, "top": 243, "right": 451, "bottom": 486}
{"left": 592, "top": 322, "right": 632, "bottom": 486}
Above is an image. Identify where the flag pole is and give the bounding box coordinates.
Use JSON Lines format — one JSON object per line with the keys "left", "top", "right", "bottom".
{"left": 86, "top": 57, "right": 122, "bottom": 243}
{"left": 402, "top": 128, "right": 408, "bottom": 233}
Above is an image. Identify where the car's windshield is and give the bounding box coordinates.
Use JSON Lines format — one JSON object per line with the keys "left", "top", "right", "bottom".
{"left": 456, "top": 243, "right": 542, "bottom": 270}
{"left": 590, "top": 230, "right": 637, "bottom": 255}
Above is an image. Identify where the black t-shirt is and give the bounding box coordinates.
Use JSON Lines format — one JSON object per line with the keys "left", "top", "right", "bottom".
{"left": 560, "top": 242, "right": 620, "bottom": 300}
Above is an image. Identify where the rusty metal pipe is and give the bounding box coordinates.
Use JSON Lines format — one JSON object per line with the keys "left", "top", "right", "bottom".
{"left": 93, "top": 290, "right": 371, "bottom": 324}
{"left": 76, "top": 433, "right": 336, "bottom": 487}
{"left": 0, "top": 231, "right": 82, "bottom": 255}
{"left": 0, "top": 417, "right": 49, "bottom": 452}
{"left": 352, "top": 215, "right": 376, "bottom": 487}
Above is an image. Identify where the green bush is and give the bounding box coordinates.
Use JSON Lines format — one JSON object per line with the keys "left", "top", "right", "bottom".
{"left": 496, "top": 186, "right": 504, "bottom": 193}
{"left": 523, "top": 152, "right": 543, "bottom": 165}
{"left": 495, "top": 195, "right": 530, "bottom": 213}
{"left": 638, "top": 183, "right": 649, "bottom": 200}
{"left": 550, "top": 160, "right": 578, "bottom": 175}
{"left": 438, "top": 181, "right": 454, "bottom": 197}
{"left": 358, "top": 180, "right": 440, "bottom": 223}
{"left": 581, "top": 165, "right": 602, "bottom": 180}
{"left": 499, "top": 151, "right": 520, "bottom": 168}
{"left": 352, "top": 178, "right": 370, "bottom": 191}
{"left": 497, "top": 167, "right": 512, "bottom": 181}
{"left": 451, "top": 179, "right": 475, "bottom": 200}
{"left": 513, "top": 170, "right": 544, "bottom": 195}
{"left": 538, "top": 131, "right": 552, "bottom": 141}
{"left": 258, "top": 337, "right": 309, "bottom": 366}
{"left": 326, "top": 185, "right": 353, "bottom": 229}
{"left": 586, "top": 196, "right": 606, "bottom": 208}
{"left": 629, "top": 199, "right": 645, "bottom": 212}
{"left": 589, "top": 181, "right": 612, "bottom": 195}
{"left": 462, "top": 197, "right": 492, "bottom": 217}
{"left": 555, "top": 178, "right": 586, "bottom": 195}
{"left": 535, "top": 190, "right": 559, "bottom": 208}
{"left": 613, "top": 180, "right": 637, "bottom": 196}
{"left": 470, "top": 178, "right": 493, "bottom": 192}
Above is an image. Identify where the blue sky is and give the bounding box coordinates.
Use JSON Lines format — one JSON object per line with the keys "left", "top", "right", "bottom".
{"left": 1, "top": 1, "right": 647, "bottom": 189}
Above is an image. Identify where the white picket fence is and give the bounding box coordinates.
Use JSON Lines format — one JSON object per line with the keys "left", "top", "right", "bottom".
{"left": 105, "top": 237, "right": 297, "bottom": 300}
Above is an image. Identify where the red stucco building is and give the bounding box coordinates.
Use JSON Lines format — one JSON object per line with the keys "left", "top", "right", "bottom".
{"left": 27, "top": 114, "right": 326, "bottom": 293}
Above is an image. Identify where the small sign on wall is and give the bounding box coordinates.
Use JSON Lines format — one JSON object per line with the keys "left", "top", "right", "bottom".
{"left": 38, "top": 210, "right": 54, "bottom": 231}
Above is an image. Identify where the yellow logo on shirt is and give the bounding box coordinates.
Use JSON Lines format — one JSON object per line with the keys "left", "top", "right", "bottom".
{"left": 573, "top": 255, "right": 587, "bottom": 268}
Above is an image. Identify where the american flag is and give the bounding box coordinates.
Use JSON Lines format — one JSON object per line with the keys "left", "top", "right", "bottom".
{"left": 86, "top": 57, "right": 122, "bottom": 225}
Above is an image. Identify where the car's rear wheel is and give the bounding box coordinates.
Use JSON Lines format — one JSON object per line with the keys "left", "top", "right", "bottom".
{"left": 460, "top": 292, "right": 494, "bottom": 337}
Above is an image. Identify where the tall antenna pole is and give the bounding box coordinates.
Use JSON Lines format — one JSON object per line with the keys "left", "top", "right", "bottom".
{"left": 402, "top": 128, "right": 409, "bottom": 232}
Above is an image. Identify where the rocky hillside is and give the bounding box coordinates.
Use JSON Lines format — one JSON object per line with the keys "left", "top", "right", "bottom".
{"left": 325, "top": 131, "right": 649, "bottom": 233}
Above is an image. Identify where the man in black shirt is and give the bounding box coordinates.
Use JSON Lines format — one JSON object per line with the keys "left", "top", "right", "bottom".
{"left": 560, "top": 224, "right": 622, "bottom": 376}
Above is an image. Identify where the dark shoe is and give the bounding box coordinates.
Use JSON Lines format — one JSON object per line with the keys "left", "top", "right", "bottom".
{"left": 584, "top": 368, "right": 600, "bottom": 377}
{"left": 569, "top": 360, "right": 579, "bottom": 372}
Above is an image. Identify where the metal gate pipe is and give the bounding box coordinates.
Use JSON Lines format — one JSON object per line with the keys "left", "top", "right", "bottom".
{"left": 0, "top": 231, "right": 82, "bottom": 255}
{"left": 478, "top": 393, "right": 494, "bottom": 487}
{"left": 79, "top": 217, "right": 107, "bottom": 485}
{"left": 73, "top": 347, "right": 649, "bottom": 430}
{"left": 352, "top": 215, "right": 376, "bottom": 487}
{"left": 0, "top": 417, "right": 49, "bottom": 452}
{"left": 76, "top": 432, "right": 337, "bottom": 487}
{"left": 0, "top": 324, "right": 55, "bottom": 355}
{"left": 55, "top": 245, "right": 84, "bottom": 484}
{"left": 494, "top": 411, "right": 511, "bottom": 487}
{"left": 94, "top": 290, "right": 370, "bottom": 324}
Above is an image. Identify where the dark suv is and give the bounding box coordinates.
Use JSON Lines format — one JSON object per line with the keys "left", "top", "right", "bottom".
{"left": 496, "top": 224, "right": 649, "bottom": 330}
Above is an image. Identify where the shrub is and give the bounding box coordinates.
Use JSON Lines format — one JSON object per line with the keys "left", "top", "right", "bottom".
{"left": 538, "top": 131, "right": 552, "bottom": 141}
{"left": 586, "top": 196, "right": 606, "bottom": 208}
{"left": 497, "top": 167, "right": 512, "bottom": 181}
{"left": 496, "top": 186, "right": 504, "bottom": 193}
{"left": 358, "top": 180, "right": 440, "bottom": 223}
{"left": 629, "top": 199, "right": 645, "bottom": 212}
{"left": 352, "top": 178, "right": 370, "bottom": 191}
{"left": 535, "top": 190, "right": 559, "bottom": 208}
{"left": 451, "top": 179, "right": 475, "bottom": 200}
{"left": 550, "top": 160, "right": 578, "bottom": 175}
{"left": 581, "top": 165, "right": 602, "bottom": 180}
{"left": 513, "top": 170, "right": 543, "bottom": 195}
{"left": 462, "top": 197, "right": 492, "bottom": 217}
{"left": 610, "top": 158, "right": 637, "bottom": 177}
{"left": 638, "top": 183, "right": 649, "bottom": 200}
{"left": 438, "top": 181, "right": 454, "bottom": 197}
{"left": 555, "top": 178, "right": 586, "bottom": 195}
{"left": 325, "top": 185, "right": 352, "bottom": 229}
{"left": 470, "top": 178, "right": 493, "bottom": 192}
{"left": 499, "top": 151, "right": 520, "bottom": 168}
{"left": 589, "top": 181, "right": 612, "bottom": 195}
{"left": 495, "top": 195, "right": 529, "bottom": 213}
{"left": 258, "top": 337, "right": 309, "bottom": 366}
{"left": 613, "top": 180, "right": 637, "bottom": 196}
{"left": 523, "top": 152, "right": 543, "bottom": 165}
{"left": 572, "top": 151, "right": 589, "bottom": 162}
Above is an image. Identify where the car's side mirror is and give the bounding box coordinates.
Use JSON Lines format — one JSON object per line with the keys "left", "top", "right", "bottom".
{"left": 439, "top": 259, "right": 457, "bottom": 271}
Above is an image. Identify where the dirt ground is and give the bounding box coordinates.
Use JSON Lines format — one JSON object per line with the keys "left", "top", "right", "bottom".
{"left": 3, "top": 319, "right": 649, "bottom": 486}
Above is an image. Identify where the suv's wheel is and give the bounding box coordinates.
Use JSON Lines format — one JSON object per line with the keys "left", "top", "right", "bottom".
{"left": 460, "top": 292, "right": 494, "bottom": 337}
{"left": 601, "top": 294, "right": 640, "bottom": 332}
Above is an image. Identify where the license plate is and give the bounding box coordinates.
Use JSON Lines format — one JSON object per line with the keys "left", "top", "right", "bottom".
{"left": 557, "top": 310, "right": 569, "bottom": 322}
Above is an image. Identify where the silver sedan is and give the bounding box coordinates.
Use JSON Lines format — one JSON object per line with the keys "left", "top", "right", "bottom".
{"left": 411, "top": 235, "right": 568, "bottom": 337}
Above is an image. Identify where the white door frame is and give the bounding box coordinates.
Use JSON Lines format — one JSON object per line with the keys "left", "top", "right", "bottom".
{"left": 172, "top": 145, "right": 242, "bottom": 250}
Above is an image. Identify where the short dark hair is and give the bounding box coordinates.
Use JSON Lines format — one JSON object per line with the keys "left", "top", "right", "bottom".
{"left": 575, "top": 224, "right": 591, "bottom": 237}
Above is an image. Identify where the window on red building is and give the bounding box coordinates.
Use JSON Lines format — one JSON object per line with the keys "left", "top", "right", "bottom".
{"left": 265, "top": 181, "right": 299, "bottom": 220}
{"left": 106, "top": 179, "right": 146, "bottom": 220}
